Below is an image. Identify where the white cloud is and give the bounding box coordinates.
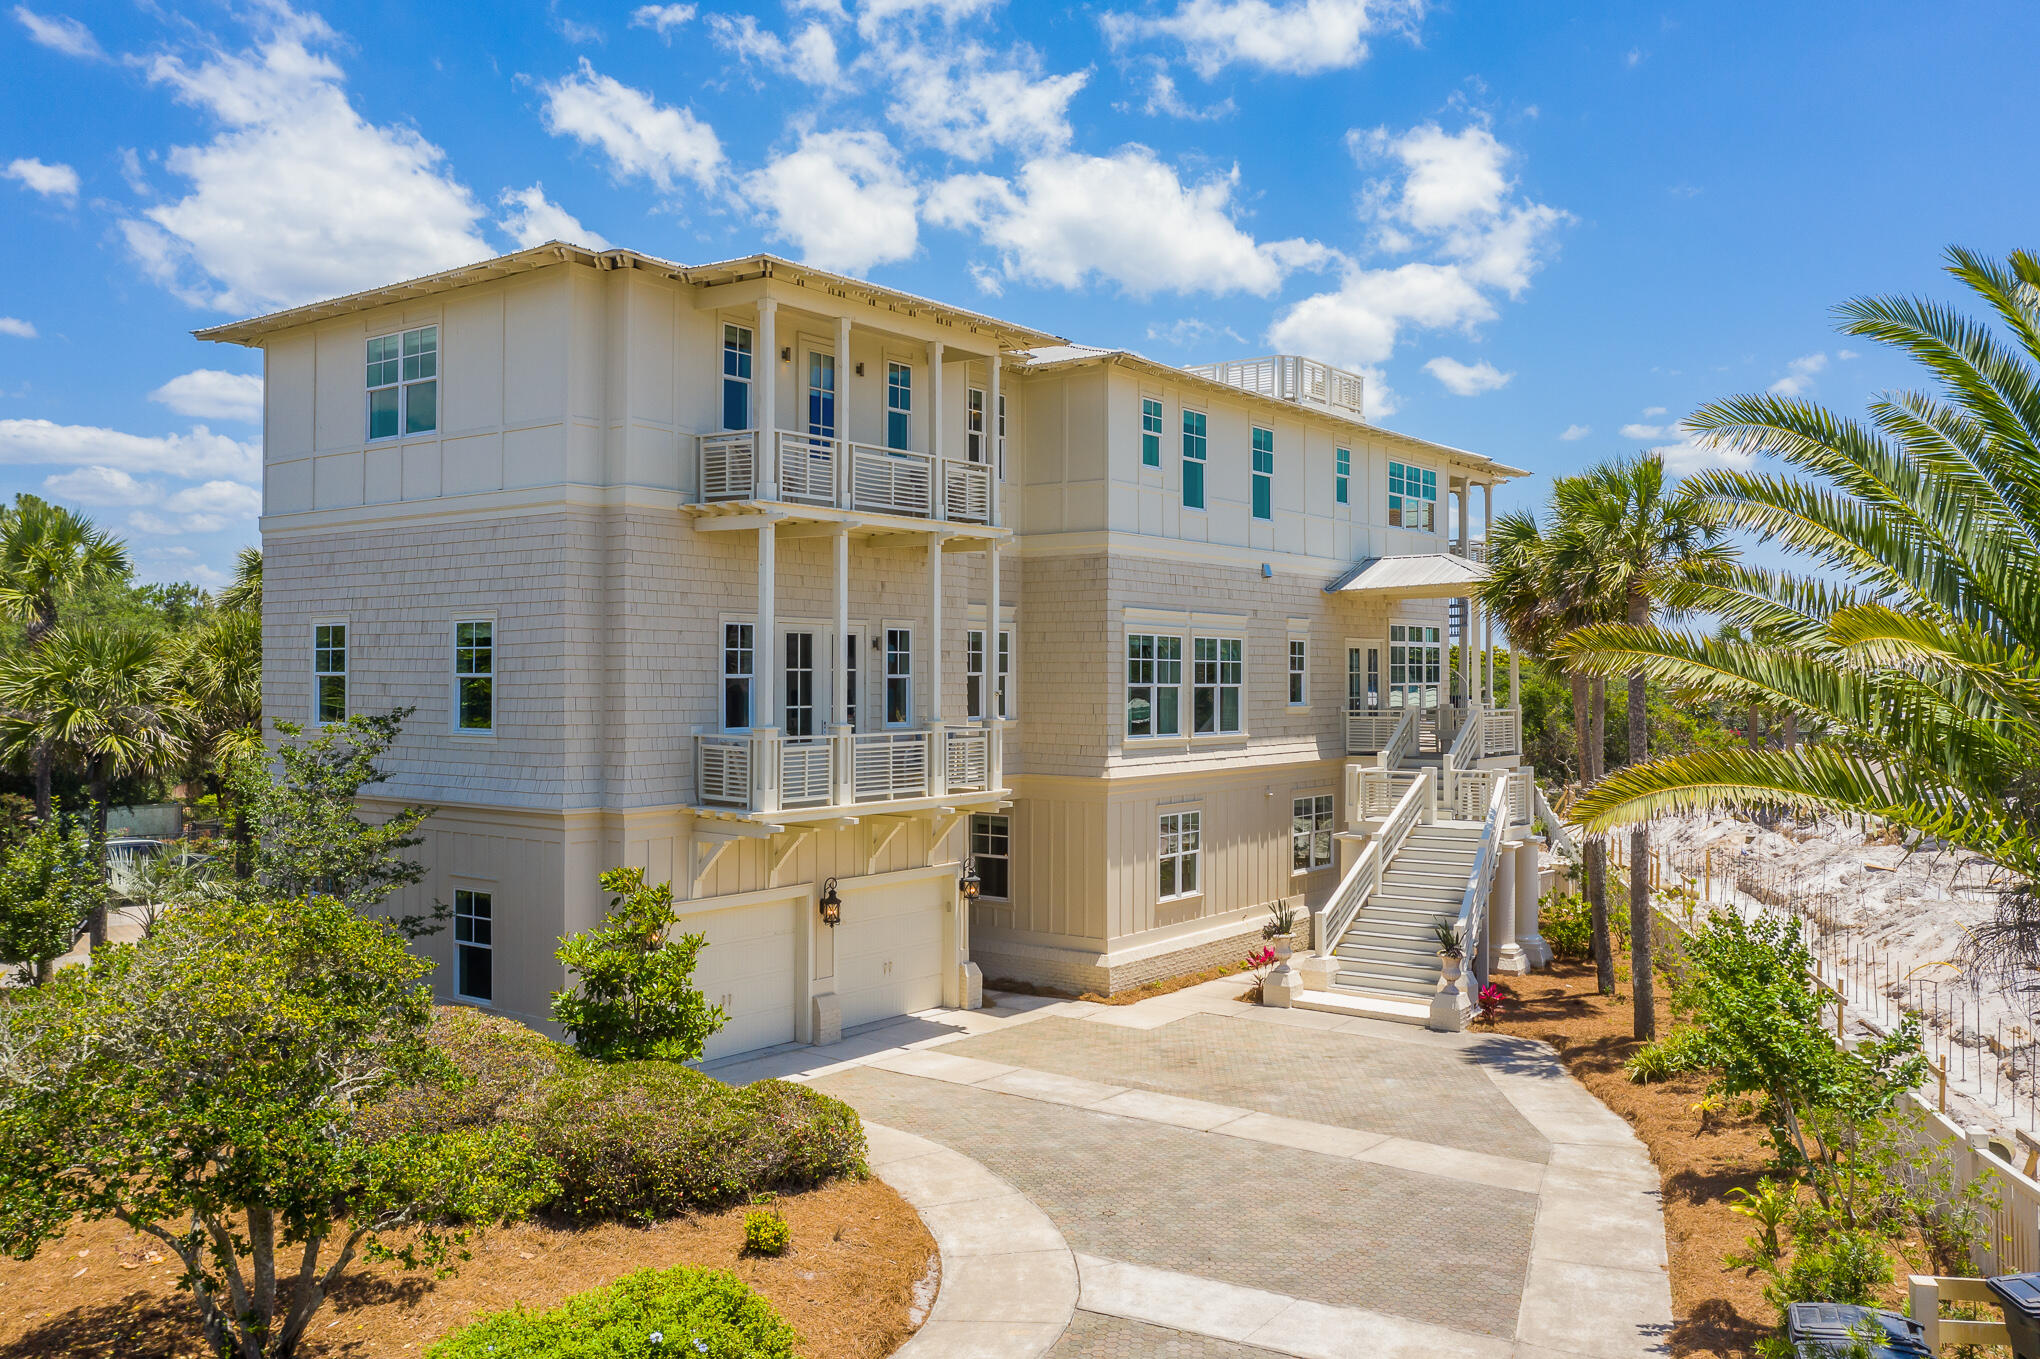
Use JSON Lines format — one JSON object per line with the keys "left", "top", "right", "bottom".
{"left": 149, "top": 369, "right": 265, "bottom": 423}
{"left": 12, "top": 4, "right": 102, "bottom": 58}
{"left": 128, "top": 9, "right": 491, "bottom": 313}
{"left": 1145, "top": 317, "right": 1244, "bottom": 349}
{"left": 5, "top": 157, "right": 78, "bottom": 202}
{"left": 43, "top": 466, "right": 155, "bottom": 507}
{"left": 930, "top": 146, "right": 1328, "bottom": 297}
{"left": 1641, "top": 405, "right": 1666, "bottom": 416}
{"left": 1620, "top": 422, "right": 1670, "bottom": 439}
{"left": 884, "top": 44, "right": 1087, "bottom": 160}
{"left": 130, "top": 480, "right": 264, "bottom": 535}
{"left": 1837, "top": 348, "right": 1859, "bottom": 361}
{"left": 0, "top": 318, "right": 35, "bottom": 339}
{"left": 854, "top": 0, "right": 999, "bottom": 41}
{"left": 1423, "top": 355, "right": 1511, "bottom": 396}
{"left": 709, "top": 15, "right": 844, "bottom": 88}
{"left": 629, "top": 3, "right": 695, "bottom": 37}
{"left": 1104, "top": 0, "right": 1417, "bottom": 76}
{"left": 539, "top": 58, "right": 724, "bottom": 192}
{"left": 0, "top": 419, "right": 259, "bottom": 481}
{"left": 497, "top": 183, "right": 609, "bottom": 249}
{"left": 743, "top": 130, "right": 919, "bottom": 273}
{"left": 1559, "top": 423, "right": 1590, "bottom": 441}
{"left": 556, "top": 15, "right": 604, "bottom": 44}
{"left": 1131, "top": 64, "right": 1234, "bottom": 120}
{"left": 1353, "top": 121, "right": 1507, "bottom": 233}
{"left": 1768, "top": 351, "right": 1829, "bottom": 397}
{"left": 1651, "top": 434, "right": 1750, "bottom": 478}
{"left": 1268, "top": 262, "right": 1488, "bottom": 370}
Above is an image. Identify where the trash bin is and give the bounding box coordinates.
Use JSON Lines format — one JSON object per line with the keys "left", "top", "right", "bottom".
{"left": 1986, "top": 1272, "right": 2040, "bottom": 1359}
{"left": 1783, "top": 1302, "right": 1930, "bottom": 1358}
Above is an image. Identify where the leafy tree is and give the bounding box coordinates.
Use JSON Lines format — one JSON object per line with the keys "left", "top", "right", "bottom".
{"left": 0, "top": 894, "right": 555, "bottom": 1359}
{"left": 551, "top": 866, "right": 728, "bottom": 1062}
{"left": 173, "top": 606, "right": 262, "bottom": 876}
{"left": 0, "top": 813, "right": 103, "bottom": 983}
{"left": 247, "top": 711, "right": 436, "bottom": 931}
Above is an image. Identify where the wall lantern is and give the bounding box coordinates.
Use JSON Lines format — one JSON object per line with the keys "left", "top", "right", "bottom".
{"left": 819, "top": 877, "right": 842, "bottom": 927}
{"left": 958, "top": 857, "right": 981, "bottom": 902}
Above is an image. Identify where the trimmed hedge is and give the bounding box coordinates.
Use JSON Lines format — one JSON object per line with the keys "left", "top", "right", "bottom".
{"left": 363, "top": 1007, "right": 866, "bottom": 1222}
{"left": 426, "top": 1265, "right": 797, "bottom": 1359}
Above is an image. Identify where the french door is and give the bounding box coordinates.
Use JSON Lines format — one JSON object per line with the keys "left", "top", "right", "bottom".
{"left": 1387, "top": 623, "right": 1442, "bottom": 710}
{"left": 783, "top": 630, "right": 820, "bottom": 737}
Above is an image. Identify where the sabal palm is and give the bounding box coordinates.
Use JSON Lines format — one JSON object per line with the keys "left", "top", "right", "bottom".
{"left": 1566, "top": 248, "right": 2040, "bottom": 973}
{"left": 174, "top": 608, "right": 263, "bottom": 875}
{"left": 217, "top": 546, "right": 261, "bottom": 615}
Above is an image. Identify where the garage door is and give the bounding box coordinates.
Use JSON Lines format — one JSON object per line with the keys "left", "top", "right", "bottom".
{"left": 689, "top": 896, "right": 798, "bottom": 1061}
{"left": 834, "top": 878, "right": 946, "bottom": 1031}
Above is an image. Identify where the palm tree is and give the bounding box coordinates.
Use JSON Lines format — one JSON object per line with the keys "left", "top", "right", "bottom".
{"left": 0, "top": 499, "right": 131, "bottom": 817}
{"left": 217, "top": 546, "right": 261, "bottom": 615}
{"left": 1566, "top": 247, "right": 2040, "bottom": 986}
{"left": 0, "top": 625, "right": 186, "bottom": 948}
{"left": 173, "top": 607, "right": 263, "bottom": 876}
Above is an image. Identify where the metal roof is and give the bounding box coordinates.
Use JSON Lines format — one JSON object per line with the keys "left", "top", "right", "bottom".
{"left": 1325, "top": 553, "right": 1490, "bottom": 598}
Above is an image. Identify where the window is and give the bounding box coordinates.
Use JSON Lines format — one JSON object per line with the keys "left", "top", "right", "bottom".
{"left": 723, "top": 623, "right": 754, "bottom": 729}
{"left": 1292, "top": 795, "right": 1335, "bottom": 872}
{"left": 313, "top": 623, "right": 346, "bottom": 725}
{"left": 1388, "top": 461, "right": 1438, "bottom": 532}
{"left": 807, "top": 351, "right": 836, "bottom": 438}
{"left": 1181, "top": 409, "right": 1207, "bottom": 510}
{"left": 1336, "top": 447, "right": 1351, "bottom": 505}
{"left": 885, "top": 627, "right": 912, "bottom": 724}
{"left": 997, "top": 391, "right": 1007, "bottom": 477}
{"left": 967, "top": 388, "right": 986, "bottom": 462}
{"left": 722, "top": 324, "right": 753, "bottom": 430}
{"left": 454, "top": 889, "right": 493, "bottom": 1002}
{"left": 1288, "top": 638, "right": 1307, "bottom": 705}
{"left": 1141, "top": 398, "right": 1163, "bottom": 467}
{"left": 366, "top": 324, "right": 437, "bottom": 440}
{"left": 1251, "top": 427, "right": 1273, "bottom": 520}
{"left": 454, "top": 619, "right": 493, "bottom": 732}
{"left": 967, "top": 627, "right": 1012, "bottom": 720}
{"left": 970, "top": 814, "right": 1009, "bottom": 899}
{"left": 846, "top": 632, "right": 860, "bottom": 730}
{"left": 1192, "top": 636, "right": 1242, "bottom": 735}
{"left": 886, "top": 362, "right": 912, "bottom": 450}
{"left": 784, "top": 631, "right": 816, "bottom": 737}
{"left": 1349, "top": 645, "right": 1380, "bottom": 710}
{"left": 1158, "top": 810, "right": 1201, "bottom": 900}
{"left": 1126, "top": 633, "right": 1182, "bottom": 737}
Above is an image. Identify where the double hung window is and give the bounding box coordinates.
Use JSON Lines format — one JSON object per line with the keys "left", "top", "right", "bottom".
{"left": 1335, "top": 447, "right": 1351, "bottom": 505}
{"left": 1158, "top": 810, "right": 1201, "bottom": 899}
{"left": 807, "top": 351, "right": 836, "bottom": 438}
{"left": 886, "top": 362, "right": 912, "bottom": 450}
{"left": 1141, "top": 398, "right": 1163, "bottom": 467}
{"left": 1292, "top": 795, "right": 1335, "bottom": 872}
{"left": 366, "top": 325, "right": 437, "bottom": 440}
{"left": 1388, "top": 461, "right": 1438, "bottom": 532}
{"left": 1181, "top": 410, "right": 1207, "bottom": 509}
{"left": 454, "top": 619, "right": 493, "bottom": 732}
{"left": 885, "top": 628, "right": 913, "bottom": 724}
{"left": 454, "top": 889, "right": 493, "bottom": 1002}
{"left": 1125, "top": 633, "right": 1182, "bottom": 737}
{"left": 723, "top": 623, "right": 754, "bottom": 729}
{"left": 1250, "top": 427, "right": 1273, "bottom": 520}
{"left": 313, "top": 623, "right": 347, "bottom": 725}
{"left": 722, "top": 324, "right": 753, "bottom": 431}
{"left": 966, "top": 628, "right": 1011, "bottom": 720}
{"left": 967, "top": 388, "right": 987, "bottom": 462}
{"left": 1191, "top": 637, "right": 1242, "bottom": 735}
{"left": 1288, "top": 638, "right": 1307, "bottom": 705}
{"left": 970, "top": 814, "right": 1010, "bottom": 899}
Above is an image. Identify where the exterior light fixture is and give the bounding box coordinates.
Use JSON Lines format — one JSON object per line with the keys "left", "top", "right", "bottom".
{"left": 819, "top": 877, "right": 842, "bottom": 926}
{"left": 958, "top": 857, "right": 981, "bottom": 901}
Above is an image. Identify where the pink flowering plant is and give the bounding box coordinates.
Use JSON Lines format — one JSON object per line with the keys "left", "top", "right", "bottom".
{"left": 1246, "top": 945, "right": 1278, "bottom": 989}
{"left": 1475, "top": 981, "right": 1506, "bottom": 1023}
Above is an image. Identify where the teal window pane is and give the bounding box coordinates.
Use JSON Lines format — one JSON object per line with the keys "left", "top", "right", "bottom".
{"left": 405, "top": 379, "right": 437, "bottom": 434}
{"left": 1336, "top": 448, "right": 1350, "bottom": 476}
{"left": 1336, "top": 476, "right": 1349, "bottom": 505}
{"left": 1183, "top": 460, "right": 1204, "bottom": 509}
{"left": 1252, "top": 474, "right": 1270, "bottom": 520}
{"left": 369, "top": 386, "right": 399, "bottom": 439}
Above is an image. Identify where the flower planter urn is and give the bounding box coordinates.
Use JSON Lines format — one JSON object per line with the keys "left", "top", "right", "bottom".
{"left": 1261, "top": 932, "right": 1303, "bottom": 1008}
{"left": 1428, "top": 951, "right": 1471, "bottom": 1032}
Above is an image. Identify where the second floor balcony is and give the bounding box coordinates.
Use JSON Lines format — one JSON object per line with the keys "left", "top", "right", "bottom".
{"left": 696, "top": 723, "right": 1005, "bottom": 819}
{"left": 701, "top": 428, "right": 994, "bottom": 525}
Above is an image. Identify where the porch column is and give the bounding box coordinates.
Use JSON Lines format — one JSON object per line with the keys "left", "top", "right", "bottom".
{"left": 757, "top": 297, "right": 779, "bottom": 500}
{"left": 1509, "top": 645, "right": 1521, "bottom": 709}
{"left": 1456, "top": 482, "right": 1471, "bottom": 707}
{"left": 836, "top": 314, "right": 853, "bottom": 508}
{"left": 928, "top": 534, "right": 947, "bottom": 796}
{"left": 987, "top": 351, "right": 1002, "bottom": 527}
{"left": 985, "top": 539, "right": 1002, "bottom": 788}
{"left": 753, "top": 521, "right": 779, "bottom": 814}
{"left": 1517, "top": 832, "right": 1551, "bottom": 967}
{"left": 1493, "top": 839, "right": 1529, "bottom": 974}
{"left": 928, "top": 341, "right": 945, "bottom": 462}
{"left": 1484, "top": 483, "right": 1497, "bottom": 704}
{"left": 830, "top": 525, "right": 852, "bottom": 807}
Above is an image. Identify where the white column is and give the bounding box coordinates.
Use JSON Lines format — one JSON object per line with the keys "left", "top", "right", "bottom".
{"left": 1456, "top": 483, "right": 1472, "bottom": 708}
{"left": 831, "top": 527, "right": 850, "bottom": 730}
{"left": 927, "top": 341, "right": 945, "bottom": 462}
{"left": 1509, "top": 646, "right": 1521, "bottom": 709}
{"left": 1494, "top": 839, "right": 1529, "bottom": 975}
{"left": 1517, "top": 833, "right": 1550, "bottom": 967}
{"left": 836, "top": 314, "right": 853, "bottom": 508}
{"left": 987, "top": 351, "right": 1003, "bottom": 527}
{"left": 757, "top": 524, "right": 777, "bottom": 728}
{"left": 1484, "top": 483, "right": 1497, "bottom": 704}
{"left": 984, "top": 543, "right": 1000, "bottom": 725}
{"left": 756, "top": 297, "right": 779, "bottom": 501}
{"left": 928, "top": 536, "right": 945, "bottom": 722}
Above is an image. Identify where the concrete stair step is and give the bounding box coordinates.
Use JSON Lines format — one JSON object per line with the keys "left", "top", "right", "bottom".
{"left": 1334, "top": 968, "right": 1436, "bottom": 997}
{"left": 1292, "top": 989, "right": 1430, "bottom": 1026}
{"left": 1333, "top": 937, "right": 1438, "bottom": 963}
{"left": 1331, "top": 953, "right": 1439, "bottom": 982}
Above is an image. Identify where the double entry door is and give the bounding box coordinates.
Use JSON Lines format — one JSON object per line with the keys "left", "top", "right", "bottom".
{"left": 778, "top": 626, "right": 861, "bottom": 737}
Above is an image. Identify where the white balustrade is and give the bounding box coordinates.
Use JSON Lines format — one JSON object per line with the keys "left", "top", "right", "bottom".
{"left": 941, "top": 458, "right": 992, "bottom": 522}
{"left": 1435, "top": 775, "right": 1511, "bottom": 1027}
{"left": 944, "top": 726, "right": 991, "bottom": 792}
{"left": 852, "top": 730, "right": 931, "bottom": 801}
{"left": 700, "top": 431, "right": 757, "bottom": 501}
{"left": 696, "top": 725, "right": 1004, "bottom": 814}
{"left": 696, "top": 429, "right": 992, "bottom": 526}
{"left": 849, "top": 443, "right": 936, "bottom": 517}
{"left": 778, "top": 739, "right": 832, "bottom": 806}
{"left": 1346, "top": 708, "right": 1402, "bottom": 755}
{"left": 1184, "top": 355, "right": 1365, "bottom": 418}
{"left": 1484, "top": 706, "right": 1522, "bottom": 757}
{"left": 1378, "top": 707, "right": 1418, "bottom": 769}
{"left": 697, "top": 734, "right": 753, "bottom": 806}
{"left": 775, "top": 431, "right": 837, "bottom": 506}
{"left": 1315, "top": 769, "right": 1433, "bottom": 955}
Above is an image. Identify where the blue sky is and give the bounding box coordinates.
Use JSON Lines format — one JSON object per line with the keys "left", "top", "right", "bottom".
{"left": 3, "top": 0, "right": 2036, "bottom": 587}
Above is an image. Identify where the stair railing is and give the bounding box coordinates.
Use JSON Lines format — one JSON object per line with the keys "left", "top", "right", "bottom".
{"left": 1440, "top": 706, "right": 1485, "bottom": 809}
{"left": 1445, "top": 776, "right": 1511, "bottom": 993}
{"left": 1315, "top": 768, "right": 1433, "bottom": 955}
{"left": 1532, "top": 781, "right": 1578, "bottom": 856}
{"left": 1376, "top": 705, "right": 1417, "bottom": 770}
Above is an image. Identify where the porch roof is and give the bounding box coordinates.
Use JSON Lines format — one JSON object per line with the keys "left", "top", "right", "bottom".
{"left": 1324, "top": 552, "right": 1488, "bottom": 599}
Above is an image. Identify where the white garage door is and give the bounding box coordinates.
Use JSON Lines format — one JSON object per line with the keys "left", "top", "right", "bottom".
{"left": 835, "top": 878, "right": 946, "bottom": 1031}
{"left": 689, "top": 896, "right": 798, "bottom": 1061}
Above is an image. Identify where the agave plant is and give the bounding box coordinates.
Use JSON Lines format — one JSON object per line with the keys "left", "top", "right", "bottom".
{"left": 1563, "top": 247, "right": 2040, "bottom": 981}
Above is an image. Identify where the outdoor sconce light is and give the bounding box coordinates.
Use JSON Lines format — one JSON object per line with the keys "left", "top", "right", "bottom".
{"left": 819, "top": 877, "right": 842, "bottom": 927}
{"left": 855, "top": 361, "right": 865, "bottom": 376}
{"left": 781, "top": 346, "right": 792, "bottom": 361}
{"left": 958, "top": 857, "right": 981, "bottom": 902}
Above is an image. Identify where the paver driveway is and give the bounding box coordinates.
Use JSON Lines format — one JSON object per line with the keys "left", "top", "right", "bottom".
{"left": 704, "top": 979, "right": 1673, "bottom": 1359}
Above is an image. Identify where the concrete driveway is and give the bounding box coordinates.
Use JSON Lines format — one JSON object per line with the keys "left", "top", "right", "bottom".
{"left": 704, "top": 977, "right": 1672, "bottom": 1359}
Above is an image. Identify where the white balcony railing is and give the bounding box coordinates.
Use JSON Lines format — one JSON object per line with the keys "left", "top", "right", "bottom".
{"left": 696, "top": 725, "right": 1003, "bottom": 816}
{"left": 1183, "top": 355, "right": 1366, "bottom": 419}
{"left": 698, "top": 429, "right": 993, "bottom": 526}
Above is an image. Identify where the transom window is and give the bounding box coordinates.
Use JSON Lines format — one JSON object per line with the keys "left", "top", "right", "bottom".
{"left": 1335, "top": 447, "right": 1351, "bottom": 505}
{"left": 1251, "top": 427, "right": 1273, "bottom": 521}
{"left": 723, "top": 622, "right": 754, "bottom": 730}
{"left": 970, "top": 814, "right": 1010, "bottom": 899}
{"left": 454, "top": 619, "right": 493, "bottom": 732}
{"left": 1192, "top": 636, "right": 1242, "bottom": 735}
{"left": 722, "top": 325, "right": 753, "bottom": 430}
{"left": 1288, "top": 638, "right": 1307, "bottom": 705}
{"left": 1141, "top": 398, "right": 1163, "bottom": 467}
{"left": 1158, "top": 810, "right": 1201, "bottom": 900}
{"left": 885, "top": 627, "right": 913, "bottom": 724}
{"left": 1181, "top": 410, "right": 1208, "bottom": 510}
{"left": 1125, "top": 633, "right": 1182, "bottom": 738}
{"left": 966, "top": 627, "right": 1011, "bottom": 720}
{"left": 886, "top": 362, "right": 912, "bottom": 450}
{"left": 313, "top": 623, "right": 346, "bottom": 725}
{"left": 1292, "top": 795, "right": 1335, "bottom": 872}
{"left": 1388, "top": 461, "right": 1438, "bottom": 532}
{"left": 366, "top": 325, "right": 437, "bottom": 440}
{"left": 454, "top": 888, "right": 493, "bottom": 1002}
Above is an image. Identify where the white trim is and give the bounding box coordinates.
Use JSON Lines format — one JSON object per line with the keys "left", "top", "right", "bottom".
{"left": 452, "top": 885, "right": 495, "bottom": 1006}
{"left": 1157, "top": 806, "right": 1203, "bottom": 902}
{"left": 311, "top": 617, "right": 349, "bottom": 727}
{"left": 450, "top": 613, "right": 496, "bottom": 737}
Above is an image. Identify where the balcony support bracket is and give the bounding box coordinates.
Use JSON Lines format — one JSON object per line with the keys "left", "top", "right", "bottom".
{"left": 865, "top": 815, "right": 910, "bottom": 872}
{"left": 767, "top": 828, "right": 813, "bottom": 880}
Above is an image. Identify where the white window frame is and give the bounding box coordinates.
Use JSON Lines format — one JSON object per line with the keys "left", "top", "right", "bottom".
{"left": 886, "top": 361, "right": 913, "bottom": 451}
{"left": 996, "top": 390, "right": 1007, "bottom": 478}
{"left": 970, "top": 813, "right": 1010, "bottom": 900}
{"left": 722, "top": 621, "right": 755, "bottom": 732}
{"left": 1158, "top": 809, "right": 1201, "bottom": 901}
{"left": 1335, "top": 447, "right": 1351, "bottom": 506}
{"left": 966, "top": 627, "right": 1012, "bottom": 720}
{"left": 1250, "top": 426, "right": 1274, "bottom": 522}
{"left": 312, "top": 620, "right": 348, "bottom": 727}
{"left": 1125, "top": 632, "right": 1182, "bottom": 739}
{"left": 453, "top": 887, "right": 494, "bottom": 1004}
{"left": 722, "top": 323, "right": 753, "bottom": 432}
{"left": 1191, "top": 635, "right": 1243, "bottom": 736}
{"left": 1140, "top": 397, "right": 1163, "bottom": 468}
{"left": 1388, "top": 460, "right": 1438, "bottom": 533}
{"left": 1287, "top": 633, "right": 1308, "bottom": 707}
{"left": 453, "top": 616, "right": 495, "bottom": 735}
{"left": 366, "top": 323, "right": 438, "bottom": 441}
{"left": 884, "top": 626, "right": 913, "bottom": 726}
{"left": 1292, "top": 794, "right": 1335, "bottom": 873}
{"left": 967, "top": 386, "right": 986, "bottom": 463}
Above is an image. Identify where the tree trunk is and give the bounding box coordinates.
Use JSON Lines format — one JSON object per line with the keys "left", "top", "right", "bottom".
{"left": 86, "top": 766, "right": 109, "bottom": 951}
{"left": 1574, "top": 670, "right": 1614, "bottom": 995}
{"left": 1628, "top": 589, "right": 1655, "bottom": 1041}
{"left": 1590, "top": 678, "right": 1606, "bottom": 780}
{"left": 30, "top": 742, "right": 51, "bottom": 822}
{"left": 1781, "top": 710, "right": 1798, "bottom": 750}
{"left": 1748, "top": 705, "right": 1762, "bottom": 750}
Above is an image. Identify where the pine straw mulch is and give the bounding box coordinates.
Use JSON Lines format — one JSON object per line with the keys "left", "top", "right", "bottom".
{"left": 986, "top": 954, "right": 1256, "bottom": 1007}
{"left": 0, "top": 1178, "right": 934, "bottom": 1359}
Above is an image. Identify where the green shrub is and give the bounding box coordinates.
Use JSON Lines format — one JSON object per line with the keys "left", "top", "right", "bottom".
{"left": 428, "top": 1265, "right": 798, "bottom": 1359}
{"left": 743, "top": 1201, "right": 790, "bottom": 1256}
{"left": 551, "top": 867, "right": 728, "bottom": 1062}
{"left": 1539, "top": 891, "right": 1627, "bottom": 962}
{"left": 1625, "top": 1024, "right": 1713, "bottom": 1084}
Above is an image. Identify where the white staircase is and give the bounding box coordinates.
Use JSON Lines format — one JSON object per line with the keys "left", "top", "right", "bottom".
{"left": 1327, "top": 821, "right": 1481, "bottom": 1001}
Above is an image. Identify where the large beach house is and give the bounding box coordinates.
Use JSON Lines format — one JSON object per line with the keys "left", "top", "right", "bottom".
{"left": 199, "top": 244, "right": 1550, "bottom": 1060}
